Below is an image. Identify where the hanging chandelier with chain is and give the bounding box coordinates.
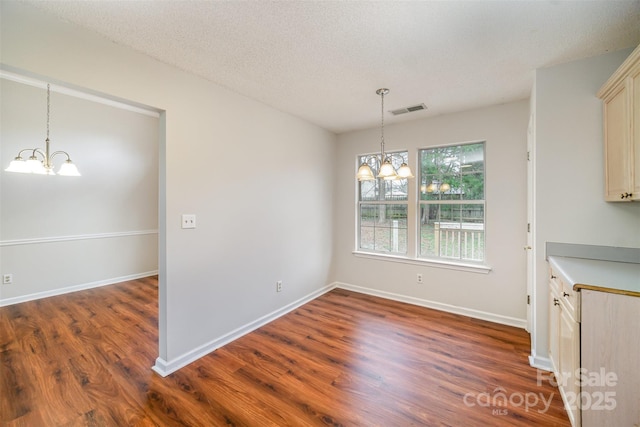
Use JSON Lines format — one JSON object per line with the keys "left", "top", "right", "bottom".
{"left": 356, "top": 88, "right": 413, "bottom": 181}
{"left": 5, "top": 83, "right": 81, "bottom": 176}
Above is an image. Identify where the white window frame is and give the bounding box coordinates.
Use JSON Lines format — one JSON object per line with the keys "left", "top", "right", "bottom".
{"left": 353, "top": 144, "right": 491, "bottom": 274}
{"left": 356, "top": 150, "right": 409, "bottom": 255}
{"left": 417, "top": 141, "right": 487, "bottom": 266}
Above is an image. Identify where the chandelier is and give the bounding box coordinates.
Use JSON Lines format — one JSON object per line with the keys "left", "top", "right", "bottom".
{"left": 356, "top": 88, "right": 414, "bottom": 181}
{"left": 5, "top": 84, "right": 81, "bottom": 176}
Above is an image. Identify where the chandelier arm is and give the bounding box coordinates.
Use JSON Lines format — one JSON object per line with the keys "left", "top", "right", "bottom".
{"left": 31, "top": 148, "right": 46, "bottom": 159}
{"left": 361, "top": 154, "right": 381, "bottom": 164}
{"left": 50, "top": 150, "right": 72, "bottom": 161}
{"left": 14, "top": 148, "right": 38, "bottom": 159}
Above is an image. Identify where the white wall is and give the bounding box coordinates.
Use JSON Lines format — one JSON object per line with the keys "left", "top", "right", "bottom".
{"left": 0, "top": 78, "right": 159, "bottom": 304}
{"left": 531, "top": 48, "right": 640, "bottom": 365}
{"left": 1, "top": 2, "right": 336, "bottom": 371}
{"left": 333, "top": 100, "right": 530, "bottom": 324}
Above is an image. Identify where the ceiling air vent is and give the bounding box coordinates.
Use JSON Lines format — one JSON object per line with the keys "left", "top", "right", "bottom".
{"left": 390, "top": 103, "right": 427, "bottom": 116}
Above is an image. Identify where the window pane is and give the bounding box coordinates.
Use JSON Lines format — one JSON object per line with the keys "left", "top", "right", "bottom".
{"left": 461, "top": 172, "right": 484, "bottom": 200}
{"left": 418, "top": 141, "right": 485, "bottom": 263}
{"left": 419, "top": 142, "right": 484, "bottom": 202}
{"left": 382, "top": 178, "right": 408, "bottom": 201}
{"left": 359, "top": 179, "right": 378, "bottom": 201}
{"left": 460, "top": 143, "right": 484, "bottom": 171}
{"left": 419, "top": 204, "right": 440, "bottom": 257}
{"left": 359, "top": 204, "right": 407, "bottom": 254}
{"left": 460, "top": 204, "right": 484, "bottom": 262}
{"left": 360, "top": 226, "right": 375, "bottom": 250}
{"left": 359, "top": 204, "right": 377, "bottom": 251}
{"left": 419, "top": 203, "right": 484, "bottom": 261}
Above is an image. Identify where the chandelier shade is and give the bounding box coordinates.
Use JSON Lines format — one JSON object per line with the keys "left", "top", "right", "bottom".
{"left": 356, "top": 161, "right": 375, "bottom": 181}
{"left": 58, "top": 160, "right": 81, "bottom": 176}
{"left": 396, "top": 162, "right": 414, "bottom": 179}
{"left": 5, "top": 157, "right": 31, "bottom": 173}
{"left": 378, "top": 158, "right": 398, "bottom": 180}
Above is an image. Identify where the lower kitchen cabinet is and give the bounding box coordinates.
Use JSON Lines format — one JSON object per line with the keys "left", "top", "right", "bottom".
{"left": 580, "top": 289, "right": 640, "bottom": 427}
{"left": 548, "top": 267, "right": 580, "bottom": 427}
{"left": 549, "top": 262, "right": 640, "bottom": 427}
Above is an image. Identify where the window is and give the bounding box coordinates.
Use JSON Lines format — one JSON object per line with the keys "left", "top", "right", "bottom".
{"left": 418, "top": 142, "right": 485, "bottom": 263}
{"left": 357, "top": 152, "right": 409, "bottom": 254}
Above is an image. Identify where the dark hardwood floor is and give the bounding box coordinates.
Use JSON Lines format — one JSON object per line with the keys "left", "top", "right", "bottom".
{"left": 0, "top": 277, "right": 570, "bottom": 426}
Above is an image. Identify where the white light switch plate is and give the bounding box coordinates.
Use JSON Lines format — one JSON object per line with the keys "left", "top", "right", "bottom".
{"left": 181, "top": 214, "right": 196, "bottom": 229}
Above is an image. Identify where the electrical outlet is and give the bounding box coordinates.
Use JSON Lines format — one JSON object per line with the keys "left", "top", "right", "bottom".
{"left": 417, "top": 273, "right": 423, "bottom": 284}
{"left": 276, "top": 281, "right": 282, "bottom": 292}
{"left": 181, "top": 214, "right": 196, "bottom": 229}
{"left": 3, "top": 274, "right": 13, "bottom": 285}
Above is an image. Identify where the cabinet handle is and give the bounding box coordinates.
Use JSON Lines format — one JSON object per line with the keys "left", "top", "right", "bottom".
{"left": 621, "top": 192, "right": 633, "bottom": 199}
{"left": 553, "top": 298, "right": 560, "bottom": 306}
{"left": 551, "top": 275, "right": 557, "bottom": 279}
{"left": 563, "top": 292, "right": 570, "bottom": 298}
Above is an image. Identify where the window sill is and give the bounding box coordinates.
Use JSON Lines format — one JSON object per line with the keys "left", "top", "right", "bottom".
{"left": 352, "top": 251, "right": 492, "bottom": 274}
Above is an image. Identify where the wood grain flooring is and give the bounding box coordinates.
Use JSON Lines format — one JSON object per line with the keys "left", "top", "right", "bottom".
{"left": 0, "top": 277, "right": 570, "bottom": 426}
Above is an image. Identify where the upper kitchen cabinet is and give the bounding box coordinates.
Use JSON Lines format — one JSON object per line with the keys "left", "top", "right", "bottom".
{"left": 597, "top": 44, "right": 640, "bottom": 202}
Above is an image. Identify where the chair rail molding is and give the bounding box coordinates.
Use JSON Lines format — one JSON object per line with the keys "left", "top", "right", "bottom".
{"left": 0, "top": 229, "right": 159, "bottom": 247}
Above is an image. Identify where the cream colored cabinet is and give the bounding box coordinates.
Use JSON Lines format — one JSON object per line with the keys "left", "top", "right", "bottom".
{"left": 558, "top": 304, "right": 580, "bottom": 426}
{"left": 581, "top": 289, "right": 640, "bottom": 427}
{"left": 598, "top": 44, "right": 640, "bottom": 202}
{"left": 548, "top": 278, "right": 560, "bottom": 373}
{"left": 634, "top": 65, "right": 640, "bottom": 198}
{"left": 548, "top": 268, "right": 581, "bottom": 427}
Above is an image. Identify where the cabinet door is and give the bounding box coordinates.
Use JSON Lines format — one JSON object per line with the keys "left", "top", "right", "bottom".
{"left": 559, "top": 307, "right": 580, "bottom": 427}
{"left": 603, "top": 84, "right": 631, "bottom": 201}
{"left": 581, "top": 290, "right": 640, "bottom": 427}
{"left": 548, "top": 290, "right": 560, "bottom": 375}
{"left": 632, "top": 64, "right": 640, "bottom": 200}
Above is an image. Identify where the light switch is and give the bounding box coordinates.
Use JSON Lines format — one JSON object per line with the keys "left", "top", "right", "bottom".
{"left": 181, "top": 214, "right": 196, "bottom": 229}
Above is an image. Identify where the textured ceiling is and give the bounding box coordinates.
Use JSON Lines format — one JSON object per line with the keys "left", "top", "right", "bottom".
{"left": 23, "top": 0, "right": 640, "bottom": 134}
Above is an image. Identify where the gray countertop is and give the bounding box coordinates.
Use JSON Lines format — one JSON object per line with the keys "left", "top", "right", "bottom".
{"left": 548, "top": 256, "right": 640, "bottom": 297}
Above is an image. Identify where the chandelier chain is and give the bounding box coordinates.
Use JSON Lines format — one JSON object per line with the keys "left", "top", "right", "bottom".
{"left": 380, "top": 90, "right": 385, "bottom": 158}
{"left": 46, "top": 84, "right": 50, "bottom": 140}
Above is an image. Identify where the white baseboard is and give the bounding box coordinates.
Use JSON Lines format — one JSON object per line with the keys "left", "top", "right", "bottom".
{"left": 155, "top": 281, "right": 528, "bottom": 376}
{"left": 334, "top": 282, "right": 527, "bottom": 329}
{"left": 528, "top": 353, "right": 552, "bottom": 372}
{"left": 0, "top": 271, "right": 159, "bottom": 307}
{"left": 152, "top": 283, "right": 337, "bottom": 377}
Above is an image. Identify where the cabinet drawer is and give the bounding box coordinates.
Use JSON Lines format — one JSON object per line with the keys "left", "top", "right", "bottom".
{"left": 550, "top": 267, "right": 578, "bottom": 320}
